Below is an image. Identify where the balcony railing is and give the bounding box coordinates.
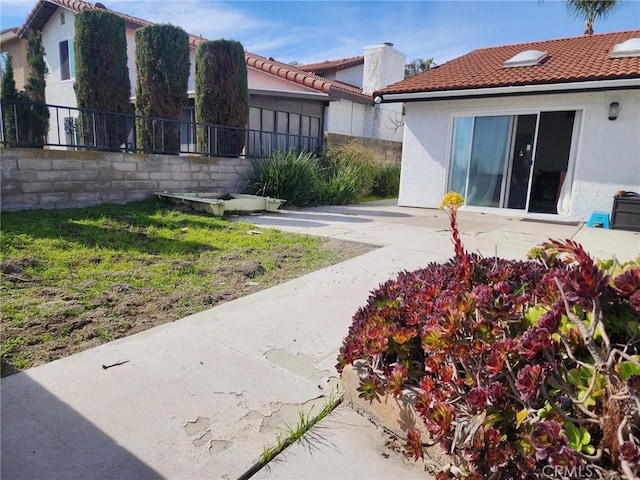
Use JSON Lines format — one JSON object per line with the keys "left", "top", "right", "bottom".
{"left": 0, "top": 99, "right": 324, "bottom": 158}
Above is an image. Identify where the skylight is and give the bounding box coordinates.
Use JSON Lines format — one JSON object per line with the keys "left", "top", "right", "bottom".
{"left": 611, "top": 38, "right": 640, "bottom": 58}
{"left": 503, "top": 50, "right": 547, "bottom": 68}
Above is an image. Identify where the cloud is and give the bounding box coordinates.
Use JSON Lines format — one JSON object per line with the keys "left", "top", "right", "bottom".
{"left": 107, "top": 0, "right": 274, "bottom": 39}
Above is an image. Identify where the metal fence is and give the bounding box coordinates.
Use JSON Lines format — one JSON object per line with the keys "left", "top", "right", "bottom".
{"left": 0, "top": 99, "right": 324, "bottom": 158}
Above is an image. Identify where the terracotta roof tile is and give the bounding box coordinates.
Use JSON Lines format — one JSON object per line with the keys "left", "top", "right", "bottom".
{"left": 298, "top": 56, "right": 364, "bottom": 74}
{"left": 245, "top": 53, "right": 370, "bottom": 102}
{"left": 378, "top": 30, "right": 640, "bottom": 96}
{"left": 18, "top": 0, "right": 146, "bottom": 36}
{"left": 18, "top": 0, "right": 372, "bottom": 103}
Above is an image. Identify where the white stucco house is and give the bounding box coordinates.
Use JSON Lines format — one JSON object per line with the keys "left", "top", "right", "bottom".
{"left": 375, "top": 30, "right": 640, "bottom": 222}
{"left": 14, "top": 0, "right": 405, "bottom": 152}
{"left": 298, "top": 45, "right": 406, "bottom": 142}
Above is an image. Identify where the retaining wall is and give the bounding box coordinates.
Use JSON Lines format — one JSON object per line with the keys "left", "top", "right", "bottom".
{"left": 1, "top": 148, "right": 251, "bottom": 211}
{"left": 325, "top": 132, "right": 402, "bottom": 166}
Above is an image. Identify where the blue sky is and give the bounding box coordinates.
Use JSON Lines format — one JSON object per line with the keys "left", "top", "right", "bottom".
{"left": 1, "top": 0, "right": 639, "bottom": 65}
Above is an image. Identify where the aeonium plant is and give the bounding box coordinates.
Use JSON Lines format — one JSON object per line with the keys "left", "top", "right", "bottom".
{"left": 337, "top": 192, "right": 640, "bottom": 479}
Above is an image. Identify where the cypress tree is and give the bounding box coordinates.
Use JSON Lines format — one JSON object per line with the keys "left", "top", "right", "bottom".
{"left": 74, "top": 9, "right": 130, "bottom": 150}
{"left": 135, "top": 24, "right": 190, "bottom": 153}
{"left": 195, "top": 39, "right": 248, "bottom": 156}
{"left": 23, "top": 28, "right": 49, "bottom": 147}
{"left": 1, "top": 53, "right": 19, "bottom": 145}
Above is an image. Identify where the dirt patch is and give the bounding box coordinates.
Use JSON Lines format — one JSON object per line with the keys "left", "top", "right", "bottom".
{"left": 1, "top": 238, "right": 374, "bottom": 376}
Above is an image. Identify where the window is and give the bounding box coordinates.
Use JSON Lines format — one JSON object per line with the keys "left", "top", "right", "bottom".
{"left": 59, "top": 39, "right": 75, "bottom": 81}
{"left": 503, "top": 50, "right": 547, "bottom": 68}
{"left": 0, "top": 51, "right": 9, "bottom": 81}
{"left": 611, "top": 38, "right": 640, "bottom": 58}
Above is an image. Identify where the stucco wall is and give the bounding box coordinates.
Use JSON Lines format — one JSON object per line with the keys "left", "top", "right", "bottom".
{"left": 126, "top": 28, "right": 137, "bottom": 98}
{"left": 398, "top": 89, "right": 640, "bottom": 222}
{"left": 42, "top": 6, "right": 77, "bottom": 108}
{"left": 370, "top": 103, "right": 404, "bottom": 142}
{"left": 1, "top": 34, "right": 28, "bottom": 90}
{"left": 363, "top": 43, "right": 405, "bottom": 94}
{"left": 335, "top": 65, "right": 364, "bottom": 89}
{"left": 325, "top": 100, "right": 403, "bottom": 142}
{"left": 325, "top": 100, "right": 367, "bottom": 137}
{"left": 1, "top": 148, "right": 251, "bottom": 211}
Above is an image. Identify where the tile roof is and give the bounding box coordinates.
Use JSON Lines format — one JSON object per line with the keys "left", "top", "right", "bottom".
{"left": 245, "top": 53, "right": 370, "bottom": 101}
{"left": 18, "top": 0, "right": 373, "bottom": 104}
{"left": 298, "top": 56, "right": 364, "bottom": 74}
{"left": 378, "top": 30, "right": 640, "bottom": 96}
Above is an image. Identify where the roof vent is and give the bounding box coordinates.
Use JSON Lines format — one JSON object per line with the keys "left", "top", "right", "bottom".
{"left": 503, "top": 49, "right": 547, "bottom": 68}
{"left": 611, "top": 38, "right": 640, "bottom": 58}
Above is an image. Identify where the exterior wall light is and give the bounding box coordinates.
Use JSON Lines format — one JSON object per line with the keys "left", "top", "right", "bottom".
{"left": 374, "top": 96, "right": 383, "bottom": 104}
{"left": 609, "top": 101, "right": 620, "bottom": 121}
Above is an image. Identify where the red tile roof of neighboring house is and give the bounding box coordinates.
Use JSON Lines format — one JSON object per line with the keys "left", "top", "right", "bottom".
{"left": 245, "top": 53, "right": 369, "bottom": 101}
{"left": 298, "top": 56, "right": 364, "bottom": 74}
{"left": 18, "top": 0, "right": 373, "bottom": 104}
{"left": 377, "top": 30, "right": 640, "bottom": 97}
{"left": 19, "top": 0, "right": 142, "bottom": 35}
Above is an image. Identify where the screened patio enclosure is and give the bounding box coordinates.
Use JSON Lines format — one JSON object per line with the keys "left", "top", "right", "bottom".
{"left": 448, "top": 110, "right": 578, "bottom": 214}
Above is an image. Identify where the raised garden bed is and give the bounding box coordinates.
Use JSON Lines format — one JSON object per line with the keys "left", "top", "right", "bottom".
{"left": 341, "top": 360, "right": 449, "bottom": 473}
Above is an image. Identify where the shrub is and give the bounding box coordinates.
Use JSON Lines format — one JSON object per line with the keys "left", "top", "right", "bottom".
{"left": 195, "top": 39, "right": 248, "bottom": 156}
{"left": 372, "top": 164, "right": 401, "bottom": 198}
{"left": 23, "top": 28, "right": 49, "bottom": 147}
{"left": 1, "top": 53, "right": 19, "bottom": 145}
{"left": 74, "top": 9, "right": 130, "bottom": 150}
{"left": 317, "top": 161, "right": 362, "bottom": 205}
{"left": 338, "top": 192, "right": 640, "bottom": 479}
{"left": 324, "top": 142, "right": 377, "bottom": 197}
{"left": 135, "top": 24, "right": 190, "bottom": 154}
{"left": 245, "top": 150, "right": 320, "bottom": 207}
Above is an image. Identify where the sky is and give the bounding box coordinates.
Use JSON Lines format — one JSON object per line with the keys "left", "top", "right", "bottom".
{"left": 1, "top": 0, "right": 639, "bottom": 66}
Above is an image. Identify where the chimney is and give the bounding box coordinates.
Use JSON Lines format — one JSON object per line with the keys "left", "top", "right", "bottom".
{"left": 362, "top": 42, "right": 406, "bottom": 94}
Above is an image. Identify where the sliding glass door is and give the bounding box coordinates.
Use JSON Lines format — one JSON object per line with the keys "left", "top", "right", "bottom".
{"left": 466, "top": 116, "right": 512, "bottom": 207}
{"left": 447, "top": 111, "right": 575, "bottom": 213}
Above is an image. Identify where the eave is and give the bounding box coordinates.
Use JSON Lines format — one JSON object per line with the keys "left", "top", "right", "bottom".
{"left": 377, "top": 77, "right": 640, "bottom": 103}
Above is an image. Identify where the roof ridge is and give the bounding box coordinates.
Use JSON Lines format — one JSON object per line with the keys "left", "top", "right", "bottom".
{"left": 299, "top": 55, "right": 364, "bottom": 66}
{"left": 470, "top": 29, "right": 640, "bottom": 53}
{"left": 298, "top": 55, "right": 365, "bottom": 73}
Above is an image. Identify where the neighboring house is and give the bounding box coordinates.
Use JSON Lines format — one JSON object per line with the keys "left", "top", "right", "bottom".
{"left": 299, "top": 44, "right": 406, "bottom": 142}
{"left": 0, "top": 27, "right": 28, "bottom": 90}
{"left": 375, "top": 31, "right": 640, "bottom": 222}
{"left": 14, "top": 0, "right": 405, "bottom": 152}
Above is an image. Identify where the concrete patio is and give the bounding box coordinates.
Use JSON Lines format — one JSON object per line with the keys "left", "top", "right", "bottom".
{"left": 2, "top": 201, "right": 638, "bottom": 479}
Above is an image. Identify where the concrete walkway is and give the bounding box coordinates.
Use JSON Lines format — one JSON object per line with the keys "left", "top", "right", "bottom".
{"left": 2, "top": 201, "right": 638, "bottom": 480}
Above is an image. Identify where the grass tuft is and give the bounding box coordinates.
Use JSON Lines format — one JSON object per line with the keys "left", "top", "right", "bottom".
{"left": 239, "top": 393, "right": 343, "bottom": 480}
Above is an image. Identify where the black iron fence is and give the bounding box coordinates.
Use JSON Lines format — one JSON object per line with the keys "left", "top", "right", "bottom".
{"left": 0, "top": 98, "right": 324, "bottom": 158}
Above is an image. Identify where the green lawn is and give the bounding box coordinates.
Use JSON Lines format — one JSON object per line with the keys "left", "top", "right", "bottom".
{"left": 0, "top": 198, "right": 372, "bottom": 375}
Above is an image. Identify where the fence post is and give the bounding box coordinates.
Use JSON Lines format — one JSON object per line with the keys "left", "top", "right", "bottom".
{"left": 131, "top": 114, "right": 137, "bottom": 153}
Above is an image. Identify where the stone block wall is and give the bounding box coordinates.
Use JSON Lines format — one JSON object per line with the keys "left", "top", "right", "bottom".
{"left": 325, "top": 132, "right": 402, "bottom": 166}
{"left": 1, "top": 148, "right": 252, "bottom": 211}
